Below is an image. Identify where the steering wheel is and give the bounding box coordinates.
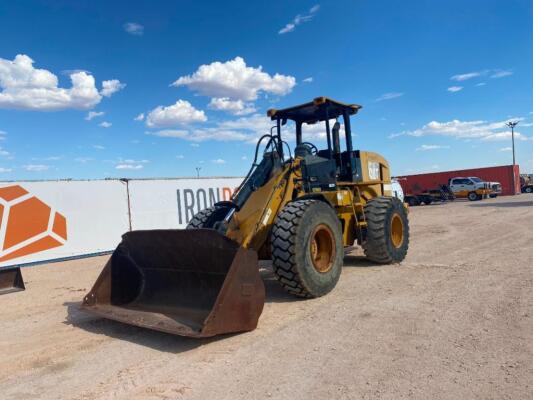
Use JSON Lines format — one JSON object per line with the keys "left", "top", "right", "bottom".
{"left": 301, "top": 142, "right": 318, "bottom": 155}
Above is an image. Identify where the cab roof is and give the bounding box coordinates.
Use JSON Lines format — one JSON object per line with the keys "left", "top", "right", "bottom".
{"left": 267, "top": 97, "right": 362, "bottom": 124}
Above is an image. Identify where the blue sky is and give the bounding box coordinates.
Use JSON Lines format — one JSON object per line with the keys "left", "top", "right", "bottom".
{"left": 0, "top": 0, "right": 532, "bottom": 180}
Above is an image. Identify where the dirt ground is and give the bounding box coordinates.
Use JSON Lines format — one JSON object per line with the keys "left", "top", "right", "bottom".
{"left": 1, "top": 195, "right": 532, "bottom": 400}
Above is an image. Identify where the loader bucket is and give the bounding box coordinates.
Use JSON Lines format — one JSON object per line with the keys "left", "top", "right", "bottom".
{"left": 81, "top": 229, "right": 265, "bottom": 337}
{"left": 0, "top": 267, "right": 25, "bottom": 295}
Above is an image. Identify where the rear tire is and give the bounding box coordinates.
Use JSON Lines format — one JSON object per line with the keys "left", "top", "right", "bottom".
{"left": 186, "top": 207, "right": 216, "bottom": 229}
{"left": 525, "top": 186, "right": 532, "bottom": 193}
{"left": 468, "top": 192, "right": 478, "bottom": 201}
{"left": 271, "top": 200, "right": 343, "bottom": 298}
{"left": 362, "top": 197, "right": 409, "bottom": 264}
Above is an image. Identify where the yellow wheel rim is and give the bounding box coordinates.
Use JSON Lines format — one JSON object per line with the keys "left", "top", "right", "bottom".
{"left": 390, "top": 213, "right": 404, "bottom": 248}
{"left": 309, "top": 224, "right": 336, "bottom": 273}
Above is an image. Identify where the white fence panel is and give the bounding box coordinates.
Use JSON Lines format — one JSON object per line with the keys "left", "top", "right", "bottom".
{"left": 127, "top": 177, "right": 243, "bottom": 230}
{"left": 0, "top": 180, "right": 130, "bottom": 268}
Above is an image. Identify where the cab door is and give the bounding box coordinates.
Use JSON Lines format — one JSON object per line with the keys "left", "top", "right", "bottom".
{"left": 450, "top": 178, "right": 468, "bottom": 197}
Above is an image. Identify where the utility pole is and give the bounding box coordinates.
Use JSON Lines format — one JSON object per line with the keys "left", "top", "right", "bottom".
{"left": 195, "top": 167, "right": 201, "bottom": 179}
{"left": 506, "top": 121, "right": 519, "bottom": 194}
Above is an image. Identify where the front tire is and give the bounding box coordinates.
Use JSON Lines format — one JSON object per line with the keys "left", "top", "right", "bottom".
{"left": 271, "top": 200, "right": 343, "bottom": 298}
{"left": 468, "top": 192, "right": 478, "bottom": 201}
{"left": 186, "top": 206, "right": 216, "bottom": 229}
{"left": 363, "top": 197, "right": 409, "bottom": 264}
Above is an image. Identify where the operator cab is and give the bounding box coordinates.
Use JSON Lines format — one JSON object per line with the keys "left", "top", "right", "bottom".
{"left": 267, "top": 97, "right": 363, "bottom": 192}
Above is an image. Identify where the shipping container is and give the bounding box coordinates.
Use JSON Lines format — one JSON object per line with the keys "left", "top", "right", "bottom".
{"left": 395, "top": 165, "right": 520, "bottom": 197}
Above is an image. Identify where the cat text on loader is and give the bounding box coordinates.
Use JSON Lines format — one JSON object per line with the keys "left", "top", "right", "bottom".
{"left": 81, "top": 97, "right": 410, "bottom": 337}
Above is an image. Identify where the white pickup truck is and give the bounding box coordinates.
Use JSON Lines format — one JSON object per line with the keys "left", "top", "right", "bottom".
{"left": 448, "top": 177, "right": 491, "bottom": 201}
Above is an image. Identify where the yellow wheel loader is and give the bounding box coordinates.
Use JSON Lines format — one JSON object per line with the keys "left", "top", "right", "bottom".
{"left": 81, "top": 97, "right": 409, "bottom": 337}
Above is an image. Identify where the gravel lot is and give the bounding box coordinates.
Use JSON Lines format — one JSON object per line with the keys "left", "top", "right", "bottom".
{"left": 1, "top": 195, "right": 532, "bottom": 400}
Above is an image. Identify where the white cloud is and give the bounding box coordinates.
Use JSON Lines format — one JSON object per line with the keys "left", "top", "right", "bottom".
{"left": 0, "top": 167, "right": 12, "bottom": 172}
{"left": 208, "top": 97, "right": 256, "bottom": 115}
{"left": 211, "top": 158, "right": 226, "bottom": 164}
{"left": 491, "top": 70, "right": 512, "bottom": 79}
{"left": 74, "top": 157, "right": 93, "bottom": 163}
{"left": 147, "top": 112, "right": 342, "bottom": 145}
{"left": 0, "top": 130, "right": 6, "bottom": 140}
{"left": 40, "top": 155, "right": 62, "bottom": 161}
{"left": 190, "top": 143, "right": 200, "bottom": 147}
{"left": 499, "top": 147, "right": 512, "bottom": 152}
{"left": 176, "top": 155, "right": 184, "bottom": 159}
{"left": 93, "top": 144, "right": 105, "bottom": 150}
{"left": 302, "top": 77, "right": 313, "bottom": 83}
{"left": 124, "top": 22, "right": 144, "bottom": 36}
{"left": 23, "top": 164, "right": 49, "bottom": 171}
{"left": 447, "top": 86, "right": 463, "bottom": 93}
{"left": 450, "top": 71, "right": 483, "bottom": 81}
{"left": 115, "top": 158, "right": 149, "bottom": 170}
{"left": 388, "top": 132, "right": 405, "bottom": 139}
{"left": 397, "top": 118, "right": 532, "bottom": 142}
{"left": 241, "top": 156, "right": 248, "bottom": 160}
{"left": 101, "top": 79, "right": 126, "bottom": 97}
{"left": 0, "top": 54, "right": 103, "bottom": 110}
{"left": 376, "top": 92, "right": 404, "bottom": 102}
{"left": 476, "top": 82, "right": 486, "bottom": 87}
{"left": 99, "top": 121, "right": 112, "bottom": 128}
{"left": 134, "top": 112, "right": 145, "bottom": 121}
{"left": 146, "top": 99, "right": 206, "bottom": 128}
{"left": 279, "top": 5, "right": 320, "bottom": 34}
{"left": 0, "top": 147, "right": 10, "bottom": 157}
{"left": 301, "top": 120, "right": 346, "bottom": 141}
{"left": 147, "top": 113, "right": 267, "bottom": 143}
{"left": 0, "top": 54, "right": 122, "bottom": 111}
{"left": 148, "top": 128, "right": 248, "bottom": 142}
{"left": 449, "top": 69, "right": 512, "bottom": 82}
{"left": 416, "top": 144, "right": 451, "bottom": 151}
{"left": 116, "top": 164, "right": 143, "bottom": 170}
{"left": 86, "top": 111, "right": 104, "bottom": 120}
{"left": 481, "top": 131, "right": 530, "bottom": 141}
{"left": 172, "top": 57, "right": 296, "bottom": 101}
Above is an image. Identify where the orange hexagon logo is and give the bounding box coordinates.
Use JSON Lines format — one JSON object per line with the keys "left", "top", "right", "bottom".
{"left": 0, "top": 185, "right": 67, "bottom": 262}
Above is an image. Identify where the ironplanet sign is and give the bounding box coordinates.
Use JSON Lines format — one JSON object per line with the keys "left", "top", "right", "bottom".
{"left": 127, "top": 178, "right": 242, "bottom": 230}
{"left": 0, "top": 177, "right": 243, "bottom": 269}
{"left": 176, "top": 186, "right": 235, "bottom": 224}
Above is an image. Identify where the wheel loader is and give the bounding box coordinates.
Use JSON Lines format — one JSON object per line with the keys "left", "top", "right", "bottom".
{"left": 81, "top": 97, "right": 410, "bottom": 337}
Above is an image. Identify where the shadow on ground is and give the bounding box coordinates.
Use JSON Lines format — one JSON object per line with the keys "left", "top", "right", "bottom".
{"left": 64, "top": 253, "right": 381, "bottom": 350}
{"left": 63, "top": 301, "right": 227, "bottom": 353}
{"left": 470, "top": 200, "right": 533, "bottom": 208}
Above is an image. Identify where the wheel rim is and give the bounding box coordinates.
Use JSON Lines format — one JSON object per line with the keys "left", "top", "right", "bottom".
{"left": 309, "top": 224, "right": 336, "bottom": 273}
{"left": 390, "top": 213, "right": 404, "bottom": 248}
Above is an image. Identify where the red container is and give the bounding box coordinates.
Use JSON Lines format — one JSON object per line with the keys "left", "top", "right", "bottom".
{"left": 396, "top": 165, "right": 520, "bottom": 196}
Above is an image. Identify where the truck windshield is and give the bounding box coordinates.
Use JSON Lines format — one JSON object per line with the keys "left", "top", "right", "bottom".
{"left": 470, "top": 177, "right": 483, "bottom": 183}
